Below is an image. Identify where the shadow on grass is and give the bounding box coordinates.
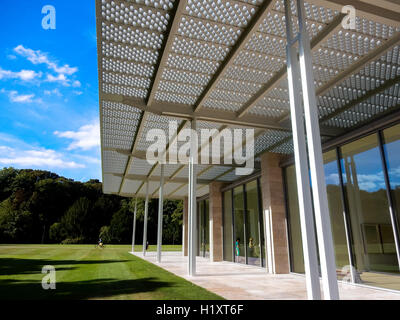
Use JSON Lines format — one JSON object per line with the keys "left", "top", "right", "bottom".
{"left": 0, "top": 277, "right": 173, "bottom": 300}
{"left": 0, "top": 258, "right": 130, "bottom": 276}
{"left": 0, "top": 257, "right": 175, "bottom": 300}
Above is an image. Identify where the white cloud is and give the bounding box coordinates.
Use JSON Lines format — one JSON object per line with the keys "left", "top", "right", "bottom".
{"left": 14, "top": 45, "right": 78, "bottom": 75}
{"left": 44, "top": 88, "right": 62, "bottom": 97}
{"left": 10, "top": 91, "right": 35, "bottom": 103}
{"left": 54, "top": 121, "right": 100, "bottom": 151}
{"left": 0, "top": 67, "right": 42, "bottom": 81}
{"left": 13, "top": 45, "right": 79, "bottom": 87}
{"left": 46, "top": 73, "right": 70, "bottom": 86}
{"left": 1, "top": 89, "right": 41, "bottom": 104}
{"left": 72, "top": 80, "right": 81, "bottom": 88}
{"left": 0, "top": 146, "right": 85, "bottom": 169}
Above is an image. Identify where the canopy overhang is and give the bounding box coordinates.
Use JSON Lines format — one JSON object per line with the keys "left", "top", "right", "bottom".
{"left": 96, "top": 0, "right": 400, "bottom": 199}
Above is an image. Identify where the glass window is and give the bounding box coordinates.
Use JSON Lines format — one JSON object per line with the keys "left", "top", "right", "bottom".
{"left": 204, "top": 199, "right": 210, "bottom": 258}
{"left": 197, "top": 201, "right": 202, "bottom": 256}
{"left": 258, "top": 179, "right": 266, "bottom": 268}
{"left": 285, "top": 165, "right": 305, "bottom": 273}
{"left": 245, "top": 180, "right": 262, "bottom": 266}
{"left": 223, "top": 191, "right": 233, "bottom": 262}
{"left": 323, "top": 150, "right": 350, "bottom": 270}
{"left": 383, "top": 123, "right": 400, "bottom": 235}
{"left": 340, "top": 134, "right": 399, "bottom": 286}
{"left": 234, "top": 186, "right": 246, "bottom": 264}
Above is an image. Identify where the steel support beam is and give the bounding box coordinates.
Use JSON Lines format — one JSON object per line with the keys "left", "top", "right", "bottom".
{"left": 316, "top": 32, "right": 400, "bottom": 98}
{"left": 143, "top": 181, "right": 150, "bottom": 256}
{"left": 188, "top": 119, "right": 197, "bottom": 276}
{"left": 284, "top": 0, "right": 321, "bottom": 300}
{"left": 147, "top": 1, "right": 188, "bottom": 106}
{"left": 236, "top": 13, "right": 345, "bottom": 118}
{"left": 156, "top": 164, "right": 165, "bottom": 263}
{"left": 131, "top": 197, "right": 138, "bottom": 253}
{"left": 320, "top": 75, "right": 400, "bottom": 123}
{"left": 115, "top": 0, "right": 186, "bottom": 196}
{"left": 102, "top": 93, "right": 343, "bottom": 137}
{"left": 193, "top": 0, "right": 275, "bottom": 112}
{"left": 297, "top": 0, "right": 339, "bottom": 300}
{"left": 306, "top": 0, "right": 400, "bottom": 27}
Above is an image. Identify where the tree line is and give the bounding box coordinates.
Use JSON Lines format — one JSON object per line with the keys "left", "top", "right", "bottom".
{"left": 0, "top": 168, "right": 183, "bottom": 245}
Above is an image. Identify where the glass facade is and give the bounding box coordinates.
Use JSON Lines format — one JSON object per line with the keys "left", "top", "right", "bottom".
{"left": 223, "top": 190, "right": 233, "bottom": 261}
{"left": 382, "top": 124, "right": 400, "bottom": 237}
{"left": 285, "top": 123, "right": 400, "bottom": 291}
{"left": 245, "top": 180, "right": 262, "bottom": 266}
{"left": 324, "top": 150, "right": 350, "bottom": 270}
{"left": 234, "top": 186, "right": 246, "bottom": 263}
{"left": 197, "top": 199, "right": 209, "bottom": 258}
{"left": 222, "top": 178, "right": 265, "bottom": 267}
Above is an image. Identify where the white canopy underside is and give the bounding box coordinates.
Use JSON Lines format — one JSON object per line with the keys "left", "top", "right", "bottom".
{"left": 96, "top": 0, "right": 400, "bottom": 198}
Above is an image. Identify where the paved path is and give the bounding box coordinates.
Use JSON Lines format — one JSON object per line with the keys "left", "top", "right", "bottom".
{"left": 131, "top": 251, "right": 400, "bottom": 300}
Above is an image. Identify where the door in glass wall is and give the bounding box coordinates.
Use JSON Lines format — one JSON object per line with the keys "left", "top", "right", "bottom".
{"left": 323, "top": 150, "right": 350, "bottom": 273}
{"left": 285, "top": 165, "right": 305, "bottom": 273}
{"left": 197, "top": 201, "right": 202, "bottom": 256}
{"left": 383, "top": 123, "right": 400, "bottom": 241}
{"left": 223, "top": 190, "right": 234, "bottom": 261}
{"left": 234, "top": 186, "right": 246, "bottom": 264}
{"left": 245, "top": 180, "right": 262, "bottom": 266}
{"left": 197, "top": 200, "right": 210, "bottom": 258}
{"left": 204, "top": 199, "right": 210, "bottom": 258}
{"left": 340, "top": 134, "right": 398, "bottom": 275}
{"left": 258, "top": 179, "right": 266, "bottom": 268}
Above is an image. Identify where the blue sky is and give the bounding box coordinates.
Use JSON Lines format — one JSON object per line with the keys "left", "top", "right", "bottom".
{"left": 0, "top": 1, "right": 101, "bottom": 181}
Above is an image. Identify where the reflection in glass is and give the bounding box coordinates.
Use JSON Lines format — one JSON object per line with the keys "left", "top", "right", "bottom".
{"left": 197, "top": 200, "right": 209, "bottom": 258}
{"left": 340, "top": 134, "right": 398, "bottom": 276}
{"left": 223, "top": 191, "right": 233, "bottom": 261}
{"left": 258, "top": 179, "right": 266, "bottom": 268}
{"left": 204, "top": 199, "right": 210, "bottom": 258}
{"left": 285, "top": 165, "right": 305, "bottom": 273}
{"left": 383, "top": 123, "right": 400, "bottom": 240}
{"left": 197, "top": 201, "right": 202, "bottom": 256}
{"left": 234, "top": 186, "right": 246, "bottom": 264}
{"left": 323, "top": 150, "right": 350, "bottom": 270}
{"left": 245, "top": 180, "right": 261, "bottom": 266}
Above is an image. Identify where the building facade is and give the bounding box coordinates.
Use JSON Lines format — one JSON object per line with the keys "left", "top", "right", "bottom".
{"left": 182, "top": 120, "right": 400, "bottom": 292}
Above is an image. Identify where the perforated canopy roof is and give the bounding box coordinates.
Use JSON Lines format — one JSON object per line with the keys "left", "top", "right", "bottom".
{"left": 96, "top": 0, "right": 400, "bottom": 199}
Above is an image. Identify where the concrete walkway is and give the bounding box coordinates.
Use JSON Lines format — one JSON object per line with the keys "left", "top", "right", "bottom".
{"left": 131, "top": 251, "right": 400, "bottom": 300}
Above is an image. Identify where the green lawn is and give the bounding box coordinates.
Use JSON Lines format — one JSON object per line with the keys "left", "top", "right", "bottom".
{"left": 0, "top": 244, "right": 223, "bottom": 300}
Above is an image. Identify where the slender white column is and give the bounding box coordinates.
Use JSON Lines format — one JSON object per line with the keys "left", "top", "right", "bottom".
{"left": 297, "top": 0, "right": 339, "bottom": 300}
{"left": 142, "top": 181, "right": 150, "bottom": 256}
{"left": 157, "top": 164, "right": 165, "bottom": 263}
{"left": 131, "top": 197, "right": 138, "bottom": 253}
{"left": 284, "top": 0, "right": 321, "bottom": 300}
{"left": 188, "top": 119, "right": 197, "bottom": 276}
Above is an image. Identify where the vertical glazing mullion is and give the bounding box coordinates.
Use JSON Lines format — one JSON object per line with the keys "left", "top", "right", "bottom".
{"left": 282, "top": 167, "right": 294, "bottom": 273}
{"left": 203, "top": 200, "right": 206, "bottom": 258}
{"left": 222, "top": 191, "right": 225, "bottom": 261}
{"left": 243, "top": 184, "right": 248, "bottom": 265}
{"left": 378, "top": 130, "right": 400, "bottom": 270}
{"left": 256, "top": 178, "right": 264, "bottom": 267}
{"left": 231, "top": 188, "right": 235, "bottom": 263}
{"left": 336, "top": 147, "right": 357, "bottom": 282}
